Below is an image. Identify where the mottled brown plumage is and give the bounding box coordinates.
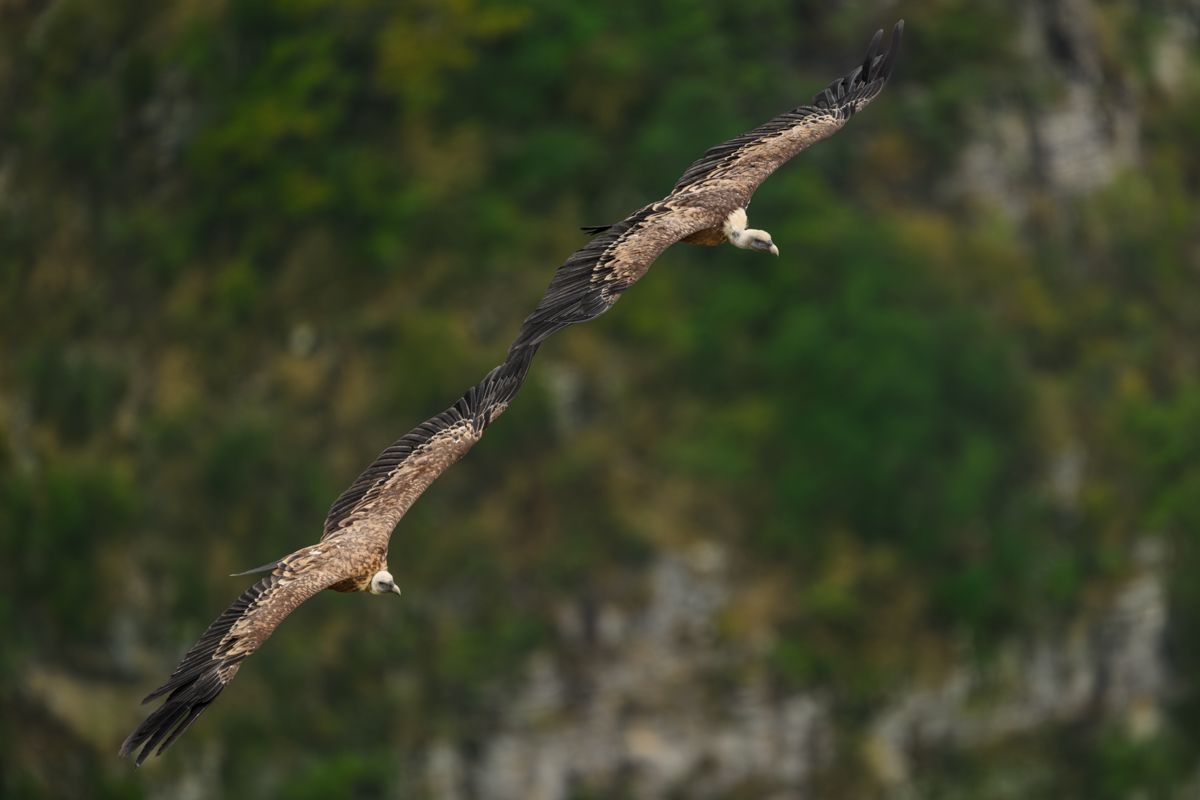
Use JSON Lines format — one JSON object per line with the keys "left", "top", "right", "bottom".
{"left": 121, "top": 22, "right": 903, "bottom": 765}
{"left": 120, "top": 349, "right": 535, "bottom": 765}
{"left": 510, "top": 21, "right": 902, "bottom": 352}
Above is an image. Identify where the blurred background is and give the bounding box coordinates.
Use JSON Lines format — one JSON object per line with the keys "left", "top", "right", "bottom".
{"left": 2, "top": 0, "right": 1199, "bottom": 797}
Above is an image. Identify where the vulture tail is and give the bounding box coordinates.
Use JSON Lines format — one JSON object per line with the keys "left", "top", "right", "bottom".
{"left": 229, "top": 560, "right": 280, "bottom": 577}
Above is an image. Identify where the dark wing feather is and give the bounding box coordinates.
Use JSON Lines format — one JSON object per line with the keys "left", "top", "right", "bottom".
{"left": 509, "top": 202, "right": 719, "bottom": 351}
{"left": 120, "top": 561, "right": 338, "bottom": 765}
{"left": 507, "top": 206, "right": 656, "bottom": 350}
{"left": 669, "top": 20, "right": 903, "bottom": 200}
{"left": 321, "top": 345, "right": 536, "bottom": 541}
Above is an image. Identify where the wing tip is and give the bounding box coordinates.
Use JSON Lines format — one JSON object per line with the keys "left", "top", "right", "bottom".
{"left": 121, "top": 670, "right": 224, "bottom": 766}
{"left": 117, "top": 732, "right": 137, "bottom": 761}
{"left": 122, "top": 580, "right": 274, "bottom": 764}
{"left": 812, "top": 19, "right": 905, "bottom": 110}
{"left": 864, "top": 28, "right": 884, "bottom": 74}
{"left": 880, "top": 20, "right": 904, "bottom": 79}
{"left": 866, "top": 19, "right": 904, "bottom": 83}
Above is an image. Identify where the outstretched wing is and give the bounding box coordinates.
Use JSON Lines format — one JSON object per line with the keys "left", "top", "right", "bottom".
{"left": 321, "top": 345, "right": 536, "bottom": 542}
{"left": 123, "top": 349, "right": 537, "bottom": 765}
{"left": 669, "top": 21, "right": 903, "bottom": 205}
{"left": 509, "top": 201, "right": 721, "bottom": 350}
{"left": 119, "top": 555, "right": 340, "bottom": 765}
{"left": 512, "top": 22, "right": 903, "bottom": 353}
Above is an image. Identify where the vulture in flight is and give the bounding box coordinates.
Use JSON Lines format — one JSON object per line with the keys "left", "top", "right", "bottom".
{"left": 510, "top": 20, "right": 903, "bottom": 351}
{"left": 120, "top": 348, "right": 536, "bottom": 765}
{"left": 121, "top": 21, "right": 902, "bottom": 765}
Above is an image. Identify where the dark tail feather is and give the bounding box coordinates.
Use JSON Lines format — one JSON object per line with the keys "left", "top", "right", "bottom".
{"left": 230, "top": 559, "right": 280, "bottom": 577}
{"left": 580, "top": 224, "right": 613, "bottom": 235}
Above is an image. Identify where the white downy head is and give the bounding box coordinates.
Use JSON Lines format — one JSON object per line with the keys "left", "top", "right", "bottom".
{"left": 724, "top": 207, "right": 779, "bottom": 256}
{"left": 369, "top": 570, "right": 402, "bottom": 596}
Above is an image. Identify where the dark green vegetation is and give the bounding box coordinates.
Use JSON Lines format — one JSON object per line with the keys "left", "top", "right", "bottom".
{"left": 2, "top": 0, "right": 1199, "bottom": 796}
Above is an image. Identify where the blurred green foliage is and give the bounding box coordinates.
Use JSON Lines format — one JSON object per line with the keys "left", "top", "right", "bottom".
{"left": 2, "top": 0, "right": 1199, "bottom": 796}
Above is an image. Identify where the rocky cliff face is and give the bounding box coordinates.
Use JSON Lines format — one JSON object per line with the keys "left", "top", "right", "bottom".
{"left": 958, "top": 0, "right": 1142, "bottom": 211}
{"left": 405, "top": 537, "right": 1166, "bottom": 799}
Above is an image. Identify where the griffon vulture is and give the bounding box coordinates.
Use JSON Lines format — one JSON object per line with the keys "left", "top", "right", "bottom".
{"left": 120, "top": 349, "right": 535, "bottom": 764}
{"left": 509, "top": 21, "right": 903, "bottom": 352}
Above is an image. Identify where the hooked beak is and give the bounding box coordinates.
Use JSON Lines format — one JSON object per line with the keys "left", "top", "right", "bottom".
{"left": 391, "top": 584, "right": 402, "bottom": 596}
{"left": 769, "top": 243, "right": 779, "bottom": 257}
